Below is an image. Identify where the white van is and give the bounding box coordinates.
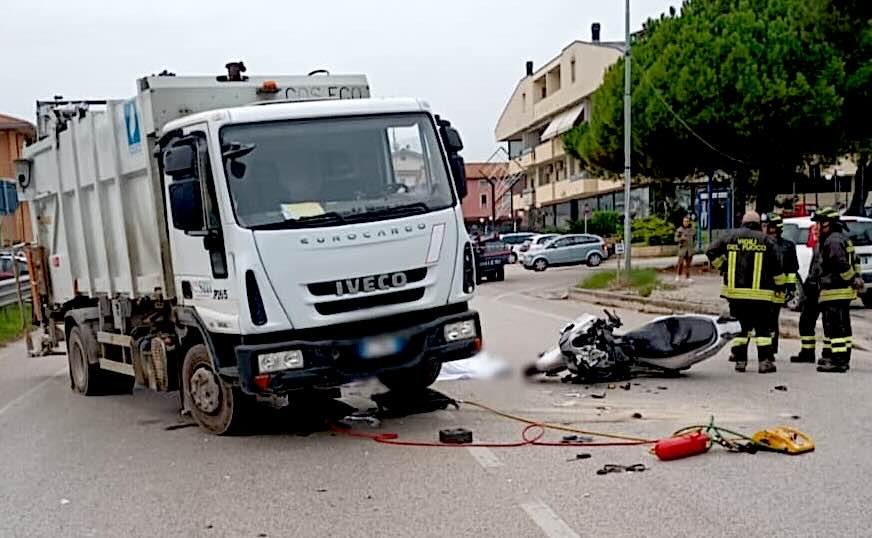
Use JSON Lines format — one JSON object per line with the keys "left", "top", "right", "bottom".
{"left": 782, "top": 216, "right": 872, "bottom": 307}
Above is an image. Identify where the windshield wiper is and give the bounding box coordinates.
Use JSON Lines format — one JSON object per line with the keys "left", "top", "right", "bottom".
{"left": 251, "top": 212, "right": 347, "bottom": 230}
{"left": 344, "top": 202, "right": 431, "bottom": 222}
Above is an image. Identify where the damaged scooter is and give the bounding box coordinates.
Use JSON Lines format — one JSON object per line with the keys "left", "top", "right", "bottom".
{"left": 526, "top": 311, "right": 742, "bottom": 383}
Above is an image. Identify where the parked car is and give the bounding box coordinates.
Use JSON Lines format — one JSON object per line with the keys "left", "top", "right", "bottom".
{"left": 0, "top": 254, "right": 28, "bottom": 280}
{"left": 499, "top": 232, "right": 535, "bottom": 263}
{"left": 522, "top": 234, "right": 608, "bottom": 271}
{"left": 782, "top": 216, "right": 872, "bottom": 308}
{"left": 519, "top": 234, "right": 560, "bottom": 255}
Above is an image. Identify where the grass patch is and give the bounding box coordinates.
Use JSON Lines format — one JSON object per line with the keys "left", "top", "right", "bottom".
{"left": 0, "top": 303, "right": 32, "bottom": 345}
{"left": 578, "top": 269, "right": 660, "bottom": 297}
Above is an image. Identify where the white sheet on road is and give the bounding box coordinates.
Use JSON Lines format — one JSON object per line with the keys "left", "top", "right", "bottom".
{"left": 437, "top": 353, "right": 511, "bottom": 381}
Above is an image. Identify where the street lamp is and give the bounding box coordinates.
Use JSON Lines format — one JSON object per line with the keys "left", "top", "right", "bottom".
{"left": 599, "top": 1, "right": 633, "bottom": 272}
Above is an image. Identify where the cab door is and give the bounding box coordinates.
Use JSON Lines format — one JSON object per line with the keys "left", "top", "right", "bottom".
{"left": 162, "top": 124, "right": 238, "bottom": 332}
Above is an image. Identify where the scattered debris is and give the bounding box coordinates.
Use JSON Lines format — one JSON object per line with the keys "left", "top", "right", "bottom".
{"left": 339, "top": 415, "right": 381, "bottom": 428}
{"left": 371, "top": 388, "right": 458, "bottom": 418}
{"left": 633, "top": 383, "right": 641, "bottom": 386}
{"left": 566, "top": 453, "right": 592, "bottom": 462}
{"left": 164, "top": 422, "right": 198, "bottom": 431}
{"left": 590, "top": 392, "right": 607, "bottom": 399}
{"left": 631, "top": 412, "right": 643, "bottom": 419}
{"left": 439, "top": 428, "right": 473, "bottom": 444}
{"left": 657, "top": 386, "right": 669, "bottom": 391}
{"left": 561, "top": 435, "right": 594, "bottom": 443}
{"left": 553, "top": 400, "right": 578, "bottom": 408}
{"left": 60, "top": 498, "right": 70, "bottom": 506}
{"left": 564, "top": 392, "right": 582, "bottom": 398}
{"left": 595, "top": 406, "right": 608, "bottom": 411}
{"left": 620, "top": 383, "right": 631, "bottom": 391}
{"left": 206, "top": 524, "right": 213, "bottom": 530}
{"left": 582, "top": 493, "right": 591, "bottom": 498}
{"left": 607, "top": 384, "right": 617, "bottom": 390}
{"left": 596, "top": 463, "right": 647, "bottom": 475}
{"left": 316, "top": 488, "right": 328, "bottom": 493}
{"left": 258, "top": 534, "right": 268, "bottom": 537}
{"left": 778, "top": 413, "right": 801, "bottom": 420}
{"left": 774, "top": 385, "right": 788, "bottom": 392}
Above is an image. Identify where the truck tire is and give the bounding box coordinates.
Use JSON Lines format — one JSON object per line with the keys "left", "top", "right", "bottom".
{"left": 379, "top": 360, "right": 442, "bottom": 391}
{"left": 509, "top": 252, "right": 518, "bottom": 264}
{"left": 182, "top": 344, "right": 251, "bottom": 435}
{"left": 494, "top": 266, "right": 505, "bottom": 281}
{"left": 68, "top": 326, "right": 133, "bottom": 396}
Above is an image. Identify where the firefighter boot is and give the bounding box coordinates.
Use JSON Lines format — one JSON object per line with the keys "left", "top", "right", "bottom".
{"left": 734, "top": 360, "right": 747, "bottom": 373}
{"left": 816, "top": 357, "right": 848, "bottom": 373}
{"left": 790, "top": 350, "right": 816, "bottom": 363}
{"left": 758, "top": 359, "right": 777, "bottom": 374}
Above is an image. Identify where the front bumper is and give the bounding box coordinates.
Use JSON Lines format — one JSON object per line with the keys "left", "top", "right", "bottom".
{"left": 234, "top": 310, "right": 481, "bottom": 394}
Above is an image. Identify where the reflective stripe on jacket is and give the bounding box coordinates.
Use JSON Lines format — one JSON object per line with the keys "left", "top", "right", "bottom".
{"left": 706, "top": 226, "right": 784, "bottom": 302}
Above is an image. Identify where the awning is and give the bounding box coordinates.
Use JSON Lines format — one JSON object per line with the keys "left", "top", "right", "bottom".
{"left": 540, "top": 103, "right": 585, "bottom": 141}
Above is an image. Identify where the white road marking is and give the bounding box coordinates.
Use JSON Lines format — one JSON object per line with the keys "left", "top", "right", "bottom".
{"left": 520, "top": 500, "right": 580, "bottom": 538}
{"left": 493, "top": 300, "right": 569, "bottom": 322}
{"left": 0, "top": 366, "right": 67, "bottom": 418}
{"left": 466, "top": 446, "right": 503, "bottom": 468}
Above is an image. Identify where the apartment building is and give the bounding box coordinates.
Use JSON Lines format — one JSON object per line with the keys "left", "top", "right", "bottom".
{"left": 0, "top": 113, "right": 34, "bottom": 245}
{"left": 495, "top": 24, "right": 649, "bottom": 230}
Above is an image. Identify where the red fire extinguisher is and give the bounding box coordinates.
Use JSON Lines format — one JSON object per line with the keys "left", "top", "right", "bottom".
{"left": 654, "top": 432, "right": 710, "bottom": 461}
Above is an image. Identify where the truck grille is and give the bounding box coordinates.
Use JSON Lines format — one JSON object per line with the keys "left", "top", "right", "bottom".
{"left": 307, "top": 268, "right": 428, "bottom": 296}
{"left": 314, "top": 288, "right": 426, "bottom": 315}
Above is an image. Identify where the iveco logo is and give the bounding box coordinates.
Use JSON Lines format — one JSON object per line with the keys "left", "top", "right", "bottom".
{"left": 335, "top": 271, "right": 408, "bottom": 296}
{"left": 300, "top": 223, "right": 427, "bottom": 245}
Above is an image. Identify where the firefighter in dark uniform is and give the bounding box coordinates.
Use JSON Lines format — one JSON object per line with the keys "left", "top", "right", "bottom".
{"left": 790, "top": 225, "right": 824, "bottom": 364}
{"left": 707, "top": 211, "right": 786, "bottom": 373}
{"left": 814, "top": 208, "right": 863, "bottom": 373}
{"left": 763, "top": 213, "right": 799, "bottom": 358}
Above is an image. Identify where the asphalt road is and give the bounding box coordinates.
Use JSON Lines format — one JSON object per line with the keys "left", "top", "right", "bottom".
{"left": 2, "top": 263, "right": 871, "bottom": 537}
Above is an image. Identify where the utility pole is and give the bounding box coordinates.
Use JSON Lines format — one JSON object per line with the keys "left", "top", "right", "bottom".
{"left": 623, "top": 0, "right": 633, "bottom": 272}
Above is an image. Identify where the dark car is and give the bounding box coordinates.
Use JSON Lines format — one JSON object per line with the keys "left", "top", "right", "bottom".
{"left": 473, "top": 237, "right": 511, "bottom": 283}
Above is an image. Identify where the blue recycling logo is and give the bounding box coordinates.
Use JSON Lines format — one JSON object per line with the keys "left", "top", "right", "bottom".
{"left": 123, "top": 99, "right": 142, "bottom": 153}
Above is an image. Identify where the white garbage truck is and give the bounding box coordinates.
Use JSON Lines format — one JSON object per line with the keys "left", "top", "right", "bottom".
{"left": 16, "top": 63, "right": 481, "bottom": 434}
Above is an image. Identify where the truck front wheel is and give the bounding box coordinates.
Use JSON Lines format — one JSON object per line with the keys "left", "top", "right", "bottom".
{"left": 182, "top": 344, "right": 251, "bottom": 435}
{"left": 378, "top": 360, "right": 442, "bottom": 391}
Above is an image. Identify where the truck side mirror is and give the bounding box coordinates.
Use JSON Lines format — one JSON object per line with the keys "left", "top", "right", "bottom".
{"left": 450, "top": 154, "right": 467, "bottom": 199}
{"left": 164, "top": 143, "right": 197, "bottom": 179}
{"left": 168, "top": 179, "right": 205, "bottom": 232}
{"left": 443, "top": 126, "right": 464, "bottom": 153}
{"left": 437, "top": 121, "right": 467, "bottom": 199}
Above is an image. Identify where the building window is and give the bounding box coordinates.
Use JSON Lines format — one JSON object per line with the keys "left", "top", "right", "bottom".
{"left": 480, "top": 193, "right": 488, "bottom": 207}
{"left": 570, "top": 58, "right": 576, "bottom": 83}
{"left": 541, "top": 86, "right": 547, "bottom": 100}
{"left": 522, "top": 92, "right": 526, "bottom": 112}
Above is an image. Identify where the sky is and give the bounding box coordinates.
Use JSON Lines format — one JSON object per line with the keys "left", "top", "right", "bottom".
{"left": 2, "top": 0, "right": 674, "bottom": 161}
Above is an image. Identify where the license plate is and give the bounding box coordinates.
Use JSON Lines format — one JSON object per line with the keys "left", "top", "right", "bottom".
{"left": 481, "top": 258, "right": 504, "bottom": 267}
{"left": 359, "top": 335, "right": 405, "bottom": 359}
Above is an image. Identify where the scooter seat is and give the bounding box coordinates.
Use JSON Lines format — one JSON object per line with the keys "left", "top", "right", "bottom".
{"left": 621, "top": 317, "right": 716, "bottom": 359}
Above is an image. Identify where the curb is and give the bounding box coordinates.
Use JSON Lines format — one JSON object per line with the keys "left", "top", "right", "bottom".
{"left": 568, "top": 288, "right": 868, "bottom": 352}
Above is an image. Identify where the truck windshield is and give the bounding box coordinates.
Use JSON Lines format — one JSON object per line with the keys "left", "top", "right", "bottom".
{"left": 220, "top": 113, "right": 455, "bottom": 229}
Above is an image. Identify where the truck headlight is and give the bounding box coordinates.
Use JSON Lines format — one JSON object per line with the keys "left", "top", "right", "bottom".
{"left": 258, "top": 350, "right": 304, "bottom": 373}
{"left": 444, "top": 320, "right": 477, "bottom": 342}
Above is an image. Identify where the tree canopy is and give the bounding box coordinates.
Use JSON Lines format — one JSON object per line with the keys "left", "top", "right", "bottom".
{"left": 562, "top": 0, "right": 872, "bottom": 213}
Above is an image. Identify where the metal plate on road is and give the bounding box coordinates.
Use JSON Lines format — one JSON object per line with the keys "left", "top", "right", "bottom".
{"left": 359, "top": 335, "right": 405, "bottom": 359}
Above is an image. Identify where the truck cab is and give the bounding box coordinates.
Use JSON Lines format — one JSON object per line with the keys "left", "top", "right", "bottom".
{"left": 18, "top": 67, "right": 481, "bottom": 434}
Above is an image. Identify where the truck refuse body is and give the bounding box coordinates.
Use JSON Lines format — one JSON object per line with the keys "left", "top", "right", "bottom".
{"left": 17, "top": 64, "right": 481, "bottom": 434}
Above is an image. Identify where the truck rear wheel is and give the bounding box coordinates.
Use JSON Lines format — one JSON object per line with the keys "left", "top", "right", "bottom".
{"left": 182, "top": 344, "right": 251, "bottom": 435}
{"left": 494, "top": 266, "right": 505, "bottom": 281}
{"left": 68, "top": 326, "right": 133, "bottom": 396}
{"left": 379, "top": 360, "right": 442, "bottom": 391}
